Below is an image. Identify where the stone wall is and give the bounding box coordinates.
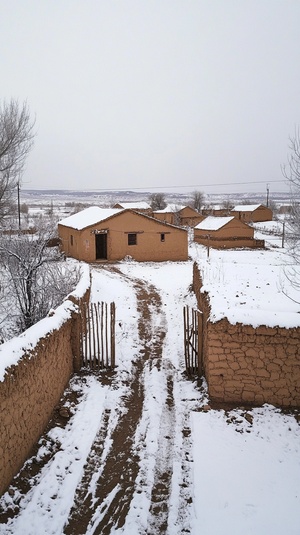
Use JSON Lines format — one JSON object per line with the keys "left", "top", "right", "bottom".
{"left": 0, "top": 284, "right": 90, "bottom": 496}
{"left": 193, "top": 262, "right": 300, "bottom": 407}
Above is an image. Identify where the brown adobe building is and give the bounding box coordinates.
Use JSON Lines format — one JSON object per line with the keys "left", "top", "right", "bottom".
{"left": 153, "top": 204, "right": 204, "bottom": 227}
{"left": 194, "top": 216, "right": 264, "bottom": 249}
{"left": 113, "top": 201, "right": 152, "bottom": 216}
{"left": 58, "top": 207, "right": 188, "bottom": 262}
{"left": 178, "top": 206, "right": 205, "bottom": 227}
{"left": 230, "top": 204, "right": 273, "bottom": 222}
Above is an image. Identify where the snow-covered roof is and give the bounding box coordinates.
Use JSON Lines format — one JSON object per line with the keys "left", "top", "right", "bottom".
{"left": 232, "top": 204, "right": 262, "bottom": 212}
{"left": 115, "top": 201, "right": 151, "bottom": 209}
{"left": 154, "top": 204, "right": 184, "bottom": 213}
{"left": 58, "top": 207, "right": 123, "bottom": 230}
{"left": 195, "top": 216, "right": 234, "bottom": 231}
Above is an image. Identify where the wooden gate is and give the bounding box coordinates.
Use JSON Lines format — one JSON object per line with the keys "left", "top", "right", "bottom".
{"left": 183, "top": 305, "right": 203, "bottom": 376}
{"left": 80, "top": 301, "right": 116, "bottom": 369}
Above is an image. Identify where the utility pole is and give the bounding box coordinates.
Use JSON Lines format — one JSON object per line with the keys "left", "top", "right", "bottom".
{"left": 266, "top": 183, "right": 269, "bottom": 207}
{"left": 282, "top": 221, "right": 285, "bottom": 248}
{"left": 206, "top": 234, "right": 210, "bottom": 258}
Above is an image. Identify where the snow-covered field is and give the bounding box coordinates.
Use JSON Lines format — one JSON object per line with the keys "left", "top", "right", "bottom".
{"left": 0, "top": 238, "right": 299, "bottom": 534}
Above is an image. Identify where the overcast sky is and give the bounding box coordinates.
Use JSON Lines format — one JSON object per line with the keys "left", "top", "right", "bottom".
{"left": 1, "top": 1, "right": 300, "bottom": 194}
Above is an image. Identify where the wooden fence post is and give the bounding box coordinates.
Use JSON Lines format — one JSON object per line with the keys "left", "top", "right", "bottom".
{"left": 183, "top": 305, "right": 202, "bottom": 377}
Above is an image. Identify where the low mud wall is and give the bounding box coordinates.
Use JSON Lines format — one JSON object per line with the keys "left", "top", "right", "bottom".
{"left": 193, "top": 262, "right": 300, "bottom": 407}
{"left": 193, "top": 236, "right": 265, "bottom": 249}
{"left": 0, "top": 272, "right": 90, "bottom": 496}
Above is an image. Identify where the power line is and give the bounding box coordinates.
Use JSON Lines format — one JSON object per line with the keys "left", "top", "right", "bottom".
{"left": 26, "top": 178, "right": 288, "bottom": 193}
{"left": 84, "top": 179, "right": 287, "bottom": 192}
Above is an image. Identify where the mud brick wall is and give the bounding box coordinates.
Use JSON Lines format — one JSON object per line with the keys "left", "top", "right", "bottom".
{"left": 0, "top": 286, "right": 90, "bottom": 497}
{"left": 193, "top": 262, "right": 300, "bottom": 407}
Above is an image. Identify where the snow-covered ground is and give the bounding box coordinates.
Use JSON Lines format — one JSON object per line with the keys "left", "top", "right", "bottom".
{"left": 0, "top": 241, "right": 300, "bottom": 534}
{"left": 189, "top": 241, "right": 300, "bottom": 328}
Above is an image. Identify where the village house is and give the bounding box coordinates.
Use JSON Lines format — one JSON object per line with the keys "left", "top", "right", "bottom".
{"left": 153, "top": 204, "right": 204, "bottom": 227}
{"left": 113, "top": 201, "right": 152, "bottom": 215}
{"left": 152, "top": 204, "right": 182, "bottom": 225}
{"left": 194, "top": 216, "right": 265, "bottom": 249}
{"left": 58, "top": 206, "right": 188, "bottom": 262}
{"left": 230, "top": 204, "right": 273, "bottom": 222}
{"left": 202, "top": 204, "right": 233, "bottom": 217}
{"left": 177, "top": 206, "right": 204, "bottom": 227}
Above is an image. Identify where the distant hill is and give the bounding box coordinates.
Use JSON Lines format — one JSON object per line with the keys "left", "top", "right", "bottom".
{"left": 21, "top": 189, "right": 293, "bottom": 208}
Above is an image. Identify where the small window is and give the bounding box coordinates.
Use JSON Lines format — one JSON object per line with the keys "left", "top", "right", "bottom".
{"left": 160, "top": 233, "right": 165, "bottom": 242}
{"left": 70, "top": 234, "right": 74, "bottom": 246}
{"left": 128, "top": 233, "right": 137, "bottom": 246}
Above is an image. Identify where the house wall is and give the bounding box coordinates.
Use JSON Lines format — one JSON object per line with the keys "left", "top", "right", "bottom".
{"left": 195, "top": 219, "right": 254, "bottom": 239}
{"left": 59, "top": 211, "right": 188, "bottom": 262}
{"left": 202, "top": 208, "right": 231, "bottom": 217}
{"left": 0, "top": 287, "right": 90, "bottom": 496}
{"left": 179, "top": 207, "right": 204, "bottom": 227}
{"left": 113, "top": 204, "right": 152, "bottom": 216}
{"left": 193, "top": 220, "right": 260, "bottom": 249}
{"left": 152, "top": 212, "right": 175, "bottom": 225}
{"left": 193, "top": 263, "right": 300, "bottom": 407}
{"left": 58, "top": 224, "right": 100, "bottom": 261}
{"left": 193, "top": 236, "right": 264, "bottom": 249}
{"left": 231, "top": 206, "right": 273, "bottom": 222}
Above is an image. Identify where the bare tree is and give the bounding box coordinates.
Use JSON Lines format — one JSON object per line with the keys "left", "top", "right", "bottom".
{"left": 0, "top": 99, "right": 35, "bottom": 222}
{"left": 280, "top": 128, "right": 300, "bottom": 303}
{"left": 268, "top": 199, "right": 278, "bottom": 219}
{"left": 191, "top": 190, "right": 204, "bottom": 213}
{"left": 170, "top": 204, "right": 182, "bottom": 226}
{"left": 282, "top": 128, "right": 300, "bottom": 237}
{"left": 148, "top": 193, "right": 166, "bottom": 211}
{"left": 221, "top": 200, "right": 234, "bottom": 214}
{"left": 0, "top": 223, "right": 80, "bottom": 337}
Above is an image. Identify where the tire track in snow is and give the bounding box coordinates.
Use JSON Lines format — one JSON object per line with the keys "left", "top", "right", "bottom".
{"left": 145, "top": 358, "right": 176, "bottom": 535}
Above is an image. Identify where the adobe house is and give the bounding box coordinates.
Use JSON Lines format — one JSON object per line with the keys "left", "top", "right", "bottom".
{"left": 230, "top": 204, "right": 273, "bottom": 222}
{"left": 194, "top": 216, "right": 265, "bottom": 249}
{"left": 202, "top": 205, "right": 234, "bottom": 217}
{"left": 153, "top": 205, "right": 204, "bottom": 227}
{"left": 113, "top": 201, "right": 152, "bottom": 215}
{"left": 177, "top": 206, "right": 205, "bottom": 227}
{"left": 152, "top": 204, "right": 183, "bottom": 225}
{"left": 58, "top": 206, "right": 188, "bottom": 262}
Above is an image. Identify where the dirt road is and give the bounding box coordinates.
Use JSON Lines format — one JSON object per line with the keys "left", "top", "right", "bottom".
{"left": 0, "top": 263, "right": 197, "bottom": 535}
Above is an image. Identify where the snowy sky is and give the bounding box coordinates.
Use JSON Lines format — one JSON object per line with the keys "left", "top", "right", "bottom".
{"left": 2, "top": 1, "right": 300, "bottom": 194}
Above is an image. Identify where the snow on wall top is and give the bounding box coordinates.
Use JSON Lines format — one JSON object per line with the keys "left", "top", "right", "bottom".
{"left": 0, "top": 263, "right": 91, "bottom": 382}
{"left": 58, "top": 207, "right": 123, "bottom": 230}
{"left": 195, "top": 216, "right": 234, "bottom": 231}
{"left": 191, "top": 245, "right": 300, "bottom": 329}
{"left": 232, "top": 204, "right": 262, "bottom": 212}
{"left": 115, "top": 201, "right": 151, "bottom": 209}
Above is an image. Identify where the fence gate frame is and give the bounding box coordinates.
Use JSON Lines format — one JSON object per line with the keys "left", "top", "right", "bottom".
{"left": 183, "top": 305, "right": 203, "bottom": 376}
{"left": 79, "top": 301, "right": 116, "bottom": 369}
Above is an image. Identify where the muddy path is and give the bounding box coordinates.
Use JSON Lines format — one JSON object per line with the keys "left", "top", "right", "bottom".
{"left": 65, "top": 265, "right": 173, "bottom": 534}
{"left": 0, "top": 264, "right": 194, "bottom": 535}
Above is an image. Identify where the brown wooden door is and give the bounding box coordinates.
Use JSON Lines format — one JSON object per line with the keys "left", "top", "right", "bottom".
{"left": 95, "top": 234, "right": 107, "bottom": 259}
